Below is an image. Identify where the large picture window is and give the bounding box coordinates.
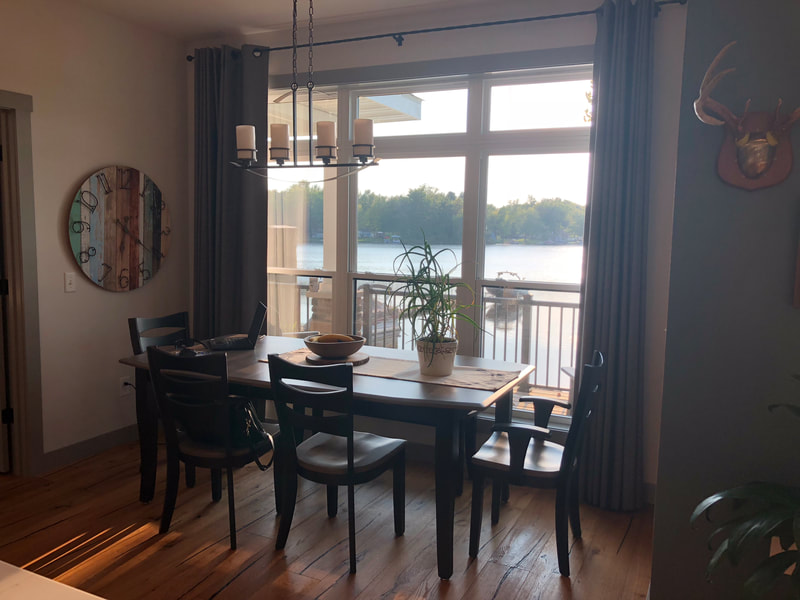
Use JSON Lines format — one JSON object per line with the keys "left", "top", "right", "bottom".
{"left": 267, "top": 63, "right": 592, "bottom": 408}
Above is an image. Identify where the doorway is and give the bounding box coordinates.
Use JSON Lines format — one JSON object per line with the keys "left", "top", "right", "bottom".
{"left": 0, "top": 109, "right": 14, "bottom": 472}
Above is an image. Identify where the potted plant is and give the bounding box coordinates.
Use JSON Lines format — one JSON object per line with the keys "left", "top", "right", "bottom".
{"left": 690, "top": 398, "right": 800, "bottom": 599}
{"left": 392, "top": 235, "right": 480, "bottom": 376}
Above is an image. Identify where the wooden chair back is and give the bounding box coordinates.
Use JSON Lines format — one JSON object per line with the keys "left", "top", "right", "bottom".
{"left": 267, "top": 354, "right": 354, "bottom": 469}
{"left": 129, "top": 311, "right": 190, "bottom": 354}
{"left": 558, "top": 350, "right": 605, "bottom": 476}
{"left": 147, "top": 348, "right": 232, "bottom": 452}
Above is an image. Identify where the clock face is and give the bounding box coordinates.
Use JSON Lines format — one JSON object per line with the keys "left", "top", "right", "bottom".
{"left": 68, "top": 166, "right": 170, "bottom": 292}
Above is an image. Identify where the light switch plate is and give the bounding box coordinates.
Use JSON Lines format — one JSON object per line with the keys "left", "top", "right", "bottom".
{"left": 64, "top": 272, "right": 76, "bottom": 293}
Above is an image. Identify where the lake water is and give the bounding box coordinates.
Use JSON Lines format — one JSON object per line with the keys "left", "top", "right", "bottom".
{"left": 296, "top": 242, "right": 582, "bottom": 284}
{"left": 283, "top": 242, "right": 581, "bottom": 388}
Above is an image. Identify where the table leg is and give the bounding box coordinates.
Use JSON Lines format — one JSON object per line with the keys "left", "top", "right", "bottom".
{"left": 134, "top": 370, "right": 158, "bottom": 503}
{"left": 495, "top": 390, "right": 513, "bottom": 503}
{"left": 434, "top": 416, "right": 459, "bottom": 580}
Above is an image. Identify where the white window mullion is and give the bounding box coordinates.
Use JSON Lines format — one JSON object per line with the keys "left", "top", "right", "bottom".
{"left": 456, "top": 77, "right": 485, "bottom": 357}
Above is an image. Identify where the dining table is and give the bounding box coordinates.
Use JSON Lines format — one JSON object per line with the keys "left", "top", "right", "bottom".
{"left": 120, "top": 335, "right": 533, "bottom": 580}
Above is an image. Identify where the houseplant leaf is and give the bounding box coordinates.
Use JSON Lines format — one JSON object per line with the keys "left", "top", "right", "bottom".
{"left": 742, "top": 551, "right": 798, "bottom": 599}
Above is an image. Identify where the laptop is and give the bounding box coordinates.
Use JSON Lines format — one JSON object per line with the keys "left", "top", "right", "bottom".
{"left": 204, "top": 301, "right": 267, "bottom": 351}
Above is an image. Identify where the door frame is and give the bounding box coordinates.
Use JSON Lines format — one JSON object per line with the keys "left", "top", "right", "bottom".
{"left": 0, "top": 90, "right": 42, "bottom": 476}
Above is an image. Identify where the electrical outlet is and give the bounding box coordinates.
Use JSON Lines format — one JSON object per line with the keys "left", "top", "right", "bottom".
{"left": 64, "top": 272, "right": 76, "bottom": 293}
{"left": 119, "top": 376, "right": 132, "bottom": 396}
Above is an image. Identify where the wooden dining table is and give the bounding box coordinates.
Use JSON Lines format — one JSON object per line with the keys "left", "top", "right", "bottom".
{"left": 120, "top": 335, "right": 533, "bottom": 580}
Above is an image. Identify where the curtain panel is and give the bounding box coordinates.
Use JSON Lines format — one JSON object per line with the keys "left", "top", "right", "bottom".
{"left": 193, "top": 45, "right": 269, "bottom": 338}
{"left": 579, "top": 0, "right": 655, "bottom": 511}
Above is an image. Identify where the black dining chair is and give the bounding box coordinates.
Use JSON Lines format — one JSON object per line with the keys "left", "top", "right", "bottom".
{"left": 267, "top": 353, "right": 406, "bottom": 573}
{"left": 147, "top": 347, "right": 276, "bottom": 550}
{"left": 128, "top": 311, "right": 191, "bottom": 354}
{"left": 128, "top": 311, "right": 199, "bottom": 490}
{"left": 468, "top": 350, "right": 605, "bottom": 576}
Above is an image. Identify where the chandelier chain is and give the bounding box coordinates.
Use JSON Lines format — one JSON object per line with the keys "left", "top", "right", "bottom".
{"left": 291, "top": 0, "right": 298, "bottom": 90}
{"left": 307, "top": 0, "right": 314, "bottom": 88}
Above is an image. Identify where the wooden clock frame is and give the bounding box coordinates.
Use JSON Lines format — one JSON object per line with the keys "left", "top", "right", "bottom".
{"left": 68, "top": 165, "right": 170, "bottom": 292}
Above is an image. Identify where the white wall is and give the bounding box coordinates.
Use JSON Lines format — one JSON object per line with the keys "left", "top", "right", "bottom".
{"left": 191, "top": 0, "right": 685, "bottom": 492}
{"left": 0, "top": 0, "right": 189, "bottom": 462}
{"left": 645, "top": 5, "right": 687, "bottom": 499}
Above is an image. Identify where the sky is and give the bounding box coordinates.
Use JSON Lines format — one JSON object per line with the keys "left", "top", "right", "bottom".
{"left": 266, "top": 80, "right": 592, "bottom": 207}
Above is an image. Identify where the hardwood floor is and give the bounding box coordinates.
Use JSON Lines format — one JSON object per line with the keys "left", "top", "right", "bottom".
{"left": 0, "top": 442, "right": 652, "bottom": 599}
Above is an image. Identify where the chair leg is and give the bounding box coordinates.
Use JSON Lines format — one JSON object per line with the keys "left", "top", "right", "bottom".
{"left": 276, "top": 471, "right": 297, "bottom": 550}
{"left": 568, "top": 473, "right": 582, "bottom": 539}
{"left": 211, "top": 469, "right": 222, "bottom": 502}
{"left": 555, "top": 484, "right": 570, "bottom": 577}
{"left": 491, "top": 479, "right": 502, "bottom": 524}
{"left": 456, "top": 420, "right": 464, "bottom": 497}
{"left": 160, "top": 456, "right": 180, "bottom": 534}
{"left": 393, "top": 452, "right": 405, "bottom": 536}
{"left": 464, "top": 413, "right": 477, "bottom": 481}
{"left": 347, "top": 482, "right": 356, "bottom": 574}
{"left": 327, "top": 485, "right": 338, "bottom": 518}
{"left": 272, "top": 453, "right": 282, "bottom": 515}
{"left": 185, "top": 465, "right": 196, "bottom": 488}
{"left": 469, "top": 472, "right": 484, "bottom": 557}
{"left": 226, "top": 468, "right": 237, "bottom": 550}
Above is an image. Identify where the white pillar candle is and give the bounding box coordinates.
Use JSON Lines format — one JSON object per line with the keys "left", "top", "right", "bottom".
{"left": 316, "top": 121, "right": 336, "bottom": 147}
{"left": 236, "top": 125, "right": 256, "bottom": 150}
{"left": 353, "top": 119, "right": 373, "bottom": 146}
{"left": 270, "top": 123, "right": 290, "bottom": 148}
{"left": 236, "top": 125, "right": 256, "bottom": 159}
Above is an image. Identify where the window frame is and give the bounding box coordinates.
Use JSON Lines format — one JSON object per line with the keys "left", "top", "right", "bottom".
{"left": 266, "top": 51, "right": 592, "bottom": 416}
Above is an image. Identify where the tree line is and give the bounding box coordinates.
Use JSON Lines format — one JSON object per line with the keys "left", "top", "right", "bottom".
{"left": 291, "top": 183, "right": 584, "bottom": 245}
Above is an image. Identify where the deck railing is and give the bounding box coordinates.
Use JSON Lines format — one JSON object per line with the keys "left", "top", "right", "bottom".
{"left": 354, "top": 281, "right": 580, "bottom": 393}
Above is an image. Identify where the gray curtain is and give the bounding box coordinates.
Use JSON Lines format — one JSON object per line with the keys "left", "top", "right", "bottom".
{"left": 579, "top": 0, "right": 654, "bottom": 511}
{"left": 193, "top": 45, "right": 269, "bottom": 338}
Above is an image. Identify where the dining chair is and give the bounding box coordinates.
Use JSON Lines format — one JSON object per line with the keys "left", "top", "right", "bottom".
{"left": 128, "top": 311, "right": 198, "bottom": 489}
{"left": 468, "top": 350, "right": 605, "bottom": 576}
{"left": 128, "top": 311, "right": 191, "bottom": 354}
{"left": 147, "top": 347, "right": 276, "bottom": 550}
{"left": 267, "top": 353, "right": 406, "bottom": 574}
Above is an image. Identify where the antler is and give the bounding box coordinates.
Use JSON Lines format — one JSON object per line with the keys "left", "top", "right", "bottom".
{"left": 694, "top": 41, "right": 741, "bottom": 127}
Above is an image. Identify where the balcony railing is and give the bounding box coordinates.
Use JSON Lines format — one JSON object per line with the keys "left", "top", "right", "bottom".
{"left": 354, "top": 280, "right": 580, "bottom": 394}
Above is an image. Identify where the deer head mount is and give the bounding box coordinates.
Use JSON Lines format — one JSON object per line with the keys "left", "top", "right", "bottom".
{"left": 695, "top": 41, "right": 800, "bottom": 190}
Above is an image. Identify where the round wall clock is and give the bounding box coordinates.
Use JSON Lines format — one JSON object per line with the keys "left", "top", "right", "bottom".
{"left": 68, "top": 165, "right": 170, "bottom": 292}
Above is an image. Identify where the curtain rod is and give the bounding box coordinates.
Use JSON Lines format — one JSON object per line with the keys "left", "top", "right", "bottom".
{"left": 186, "top": 0, "right": 687, "bottom": 62}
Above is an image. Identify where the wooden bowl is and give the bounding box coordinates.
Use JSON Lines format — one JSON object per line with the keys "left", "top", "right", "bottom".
{"left": 304, "top": 334, "right": 366, "bottom": 358}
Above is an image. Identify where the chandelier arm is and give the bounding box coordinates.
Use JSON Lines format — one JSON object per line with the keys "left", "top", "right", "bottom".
{"left": 307, "top": 0, "right": 315, "bottom": 166}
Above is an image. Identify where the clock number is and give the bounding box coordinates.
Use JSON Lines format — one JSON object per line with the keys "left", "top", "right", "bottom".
{"left": 71, "top": 220, "right": 91, "bottom": 233}
{"left": 78, "top": 247, "right": 97, "bottom": 264}
{"left": 138, "top": 261, "right": 151, "bottom": 282}
{"left": 118, "top": 167, "right": 134, "bottom": 190}
{"left": 118, "top": 268, "right": 130, "bottom": 289}
{"left": 161, "top": 226, "right": 171, "bottom": 237}
{"left": 151, "top": 199, "right": 166, "bottom": 216}
{"left": 98, "top": 263, "right": 113, "bottom": 282}
{"left": 76, "top": 191, "right": 98, "bottom": 213}
{"left": 96, "top": 173, "right": 112, "bottom": 194}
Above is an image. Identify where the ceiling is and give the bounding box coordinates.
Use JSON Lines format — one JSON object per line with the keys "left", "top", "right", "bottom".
{"left": 73, "top": 0, "right": 494, "bottom": 41}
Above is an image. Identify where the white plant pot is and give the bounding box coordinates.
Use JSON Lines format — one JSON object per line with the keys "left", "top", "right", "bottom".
{"left": 416, "top": 338, "right": 458, "bottom": 377}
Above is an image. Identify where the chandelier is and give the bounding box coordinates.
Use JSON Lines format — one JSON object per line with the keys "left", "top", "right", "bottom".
{"left": 235, "top": 0, "right": 377, "bottom": 172}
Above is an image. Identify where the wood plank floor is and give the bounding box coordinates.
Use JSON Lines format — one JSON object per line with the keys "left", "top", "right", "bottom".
{"left": 0, "top": 442, "right": 652, "bottom": 599}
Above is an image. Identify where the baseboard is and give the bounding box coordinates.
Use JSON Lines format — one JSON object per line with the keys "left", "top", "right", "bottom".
{"left": 36, "top": 425, "right": 139, "bottom": 476}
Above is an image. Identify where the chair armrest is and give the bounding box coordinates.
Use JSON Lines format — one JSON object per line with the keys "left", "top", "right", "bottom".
{"left": 518, "top": 396, "right": 571, "bottom": 428}
{"left": 492, "top": 421, "right": 551, "bottom": 441}
{"left": 490, "top": 421, "right": 550, "bottom": 471}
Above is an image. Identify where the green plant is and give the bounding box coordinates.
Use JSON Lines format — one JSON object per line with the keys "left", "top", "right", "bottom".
{"left": 691, "top": 400, "right": 800, "bottom": 599}
{"left": 391, "top": 235, "right": 480, "bottom": 349}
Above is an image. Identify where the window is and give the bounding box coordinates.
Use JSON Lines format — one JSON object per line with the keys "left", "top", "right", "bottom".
{"left": 266, "top": 63, "right": 592, "bottom": 406}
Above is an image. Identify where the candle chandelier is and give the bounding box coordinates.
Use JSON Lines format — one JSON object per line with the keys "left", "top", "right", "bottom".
{"left": 235, "top": 0, "right": 377, "bottom": 173}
